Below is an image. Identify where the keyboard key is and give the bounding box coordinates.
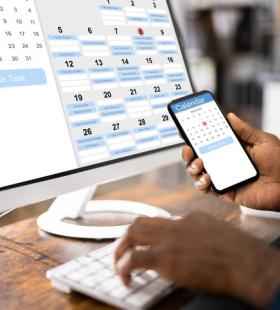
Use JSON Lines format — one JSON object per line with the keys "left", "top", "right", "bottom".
{"left": 91, "top": 272, "right": 107, "bottom": 283}
{"left": 132, "top": 270, "right": 158, "bottom": 285}
{"left": 77, "top": 267, "right": 91, "bottom": 276}
{"left": 67, "top": 271, "right": 88, "bottom": 282}
{"left": 102, "top": 255, "right": 114, "bottom": 265}
{"left": 132, "top": 275, "right": 148, "bottom": 286}
{"left": 96, "top": 277, "right": 122, "bottom": 293}
{"left": 78, "top": 256, "right": 93, "bottom": 265}
{"left": 104, "top": 277, "right": 123, "bottom": 290}
{"left": 96, "top": 280, "right": 111, "bottom": 292}
{"left": 89, "top": 251, "right": 106, "bottom": 260}
{"left": 129, "top": 281, "right": 143, "bottom": 292}
{"left": 55, "top": 261, "right": 81, "bottom": 276}
{"left": 147, "top": 278, "right": 171, "bottom": 293}
{"left": 110, "top": 285, "right": 135, "bottom": 299}
{"left": 96, "top": 268, "right": 114, "bottom": 279}
{"left": 106, "top": 264, "right": 116, "bottom": 273}
{"left": 126, "top": 290, "right": 154, "bottom": 307}
{"left": 81, "top": 276, "right": 100, "bottom": 288}
{"left": 87, "top": 261, "right": 105, "bottom": 273}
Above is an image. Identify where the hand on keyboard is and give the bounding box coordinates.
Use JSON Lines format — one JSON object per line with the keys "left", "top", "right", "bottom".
{"left": 47, "top": 242, "right": 173, "bottom": 310}
{"left": 115, "top": 217, "right": 172, "bottom": 286}
{"left": 115, "top": 213, "right": 280, "bottom": 310}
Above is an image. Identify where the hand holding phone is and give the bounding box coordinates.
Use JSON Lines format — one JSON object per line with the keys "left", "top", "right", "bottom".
{"left": 168, "top": 91, "right": 259, "bottom": 195}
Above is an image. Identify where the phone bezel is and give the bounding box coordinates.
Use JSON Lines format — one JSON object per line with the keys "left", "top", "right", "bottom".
{"left": 168, "top": 90, "right": 259, "bottom": 195}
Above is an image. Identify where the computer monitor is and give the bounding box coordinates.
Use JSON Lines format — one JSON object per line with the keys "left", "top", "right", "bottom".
{"left": 0, "top": 0, "right": 194, "bottom": 238}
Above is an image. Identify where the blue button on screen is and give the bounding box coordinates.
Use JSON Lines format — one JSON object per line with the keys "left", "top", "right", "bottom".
{"left": 0, "top": 69, "right": 47, "bottom": 88}
{"left": 199, "top": 137, "right": 234, "bottom": 154}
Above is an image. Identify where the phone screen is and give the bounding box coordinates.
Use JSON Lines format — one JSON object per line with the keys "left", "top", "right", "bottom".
{"left": 168, "top": 91, "right": 258, "bottom": 193}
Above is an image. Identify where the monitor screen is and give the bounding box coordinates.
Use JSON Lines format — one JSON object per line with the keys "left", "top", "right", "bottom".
{"left": 0, "top": 0, "right": 193, "bottom": 190}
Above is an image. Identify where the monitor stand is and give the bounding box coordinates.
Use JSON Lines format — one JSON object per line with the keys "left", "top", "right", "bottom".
{"left": 37, "top": 186, "right": 171, "bottom": 240}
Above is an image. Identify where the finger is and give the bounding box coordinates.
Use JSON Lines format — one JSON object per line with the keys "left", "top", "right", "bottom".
{"left": 187, "top": 158, "right": 204, "bottom": 177}
{"left": 182, "top": 145, "right": 194, "bottom": 163}
{"left": 227, "top": 113, "right": 263, "bottom": 145}
{"left": 115, "top": 217, "right": 171, "bottom": 263}
{"left": 194, "top": 174, "right": 211, "bottom": 193}
{"left": 115, "top": 217, "right": 170, "bottom": 263}
{"left": 116, "top": 248, "right": 158, "bottom": 286}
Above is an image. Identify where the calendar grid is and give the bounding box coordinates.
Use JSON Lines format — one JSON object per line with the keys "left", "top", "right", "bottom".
{"left": 0, "top": 0, "right": 193, "bottom": 167}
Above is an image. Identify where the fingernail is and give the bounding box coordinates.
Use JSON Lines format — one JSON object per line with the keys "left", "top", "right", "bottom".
{"left": 228, "top": 112, "right": 237, "bottom": 120}
{"left": 191, "top": 162, "right": 197, "bottom": 170}
{"left": 200, "top": 175, "right": 206, "bottom": 184}
{"left": 196, "top": 176, "right": 206, "bottom": 186}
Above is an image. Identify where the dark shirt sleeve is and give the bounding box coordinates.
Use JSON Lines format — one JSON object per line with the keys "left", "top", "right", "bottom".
{"left": 271, "top": 290, "right": 280, "bottom": 310}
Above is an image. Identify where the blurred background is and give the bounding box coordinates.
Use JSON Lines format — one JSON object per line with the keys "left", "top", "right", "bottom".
{"left": 1, "top": 0, "right": 280, "bottom": 226}
{"left": 171, "top": 0, "right": 280, "bottom": 135}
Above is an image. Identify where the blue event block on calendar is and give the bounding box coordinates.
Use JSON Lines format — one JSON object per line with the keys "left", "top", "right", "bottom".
{"left": 117, "top": 66, "right": 141, "bottom": 82}
{"left": 57, "top": 69, "right": 86, "bottom": 76}
{"left": 76, "top": 135, "right": 106, "bottom": 152}
{"left": 53, "top": 52, "right": 81, "bottom": 58}
{"left": 48, "top": 34, "right": 78, "bottom": 41}
{"left": 107, "top": 130, "right": 132, "bottom": 140}
{"left": 99, "top": 5, "right": 122, "bottom": 12}
{"left": 166, "top": 72, "right": 186, "bottom": 83}
{"left": 134, "top": 125, "right": 160, "bottom": 146}
{"left": 89, "top": 67, "right": 118, "bottom": 87}
{"left": 157, "top": 39, "right": 178, "bottom": 55}
{"left": 81, "top": 40, "right": 107, "bottom": 46}
{"left": 127, "top": 16, "right": 149, "bottom": 23}
{"left": 143, "top": 69, "right": 165, "bottom": 80}
{"left": 149, "top": 13, "right": 169, "bottom": 24}
{"left": 99, "top": 104, "right": 126, "bottom": 117}
{"left": 67, "top": 102, "right": 96, "bottom": 116}
{"left": 71, "top": 119, "right": 100, "bottom": 128}
{"left": 111, "top": 147, "right": 137, "bottom": 157}
{"left": 111, "top": 46, "right": 135, "bottom": 56}
{"left": 159, "top": 126, "right": 179, "bottom": 139}
{"left": 150, "top": 93, "right": 171, "bottom": 110}
{"left": 133, "top": 36, "right": 157, "bottom": 51}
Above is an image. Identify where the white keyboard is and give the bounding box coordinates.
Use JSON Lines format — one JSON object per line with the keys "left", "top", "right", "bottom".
{"left": 47, "top": 243, "right": 174, "bottom": 310}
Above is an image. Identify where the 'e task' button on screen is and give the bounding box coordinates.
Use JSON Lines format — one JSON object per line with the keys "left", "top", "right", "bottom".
{"left": 0, "top": 69, "right": 47, "bottom": 88}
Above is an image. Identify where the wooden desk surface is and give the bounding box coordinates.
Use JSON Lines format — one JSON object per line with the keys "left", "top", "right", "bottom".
{"left": 1, "top": 180, "right": 280, "bottom": 310}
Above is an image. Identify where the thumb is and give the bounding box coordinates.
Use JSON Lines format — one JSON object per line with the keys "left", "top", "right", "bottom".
{"left": 227, "top": 113, "right": 262, "bottom": 145}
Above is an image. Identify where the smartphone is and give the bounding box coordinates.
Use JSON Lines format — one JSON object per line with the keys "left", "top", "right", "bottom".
{"left": 168, "top": 90, "right": 259, "bottom": 195}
